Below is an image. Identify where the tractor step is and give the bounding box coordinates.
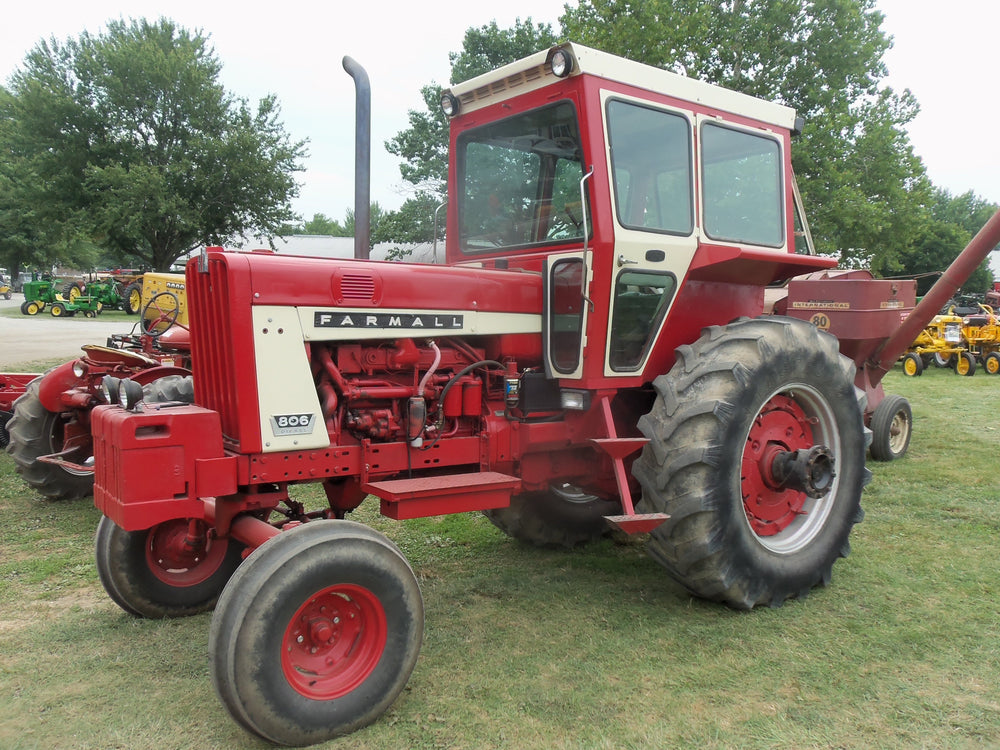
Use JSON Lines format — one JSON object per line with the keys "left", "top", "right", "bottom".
{"left": 363, "top": 471, "right": 521, "bottom": 520}
{"left": 604, "top": 513, "right": 670, "bottom": 534}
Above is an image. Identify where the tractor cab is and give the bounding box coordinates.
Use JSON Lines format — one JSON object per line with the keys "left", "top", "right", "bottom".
{"left": 441, "top": 43, "right": 834, "bottom": 387}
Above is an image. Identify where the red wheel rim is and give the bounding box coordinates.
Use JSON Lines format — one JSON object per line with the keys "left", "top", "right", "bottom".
{"left": 282, "top": 584, "right": 387, "bottom": 700}
{"left": 742, "top": 393, "right": 814, "bottom": 537}
{"left": 144, "top": 519, "right": 229, "bottom": 587}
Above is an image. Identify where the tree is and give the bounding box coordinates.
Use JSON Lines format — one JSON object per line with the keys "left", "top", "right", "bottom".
{"left": 895, "top": 188, "right": 997, "bottom": 296}
{"left": 0, "top": 18, "right": 306, "bottom": 271}
{"left": 384, "top": 19, "right": 558, "bottom": 213}
{"left": 298, "top": 213, "right": 351, "bottom": 236}
{"left": 561, "top": 0, "right": 929, "bottom": 271}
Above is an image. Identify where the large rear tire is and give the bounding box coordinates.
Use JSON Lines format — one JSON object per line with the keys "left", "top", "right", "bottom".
{"left": 6, "top": 378, "right": 93, "bottom": 500}
{"left": 6, "top": 375, "right": 194, "bottom": 501}
{"left": 123, "top": 281, "right": 142, "bottom": 315}
{"left": 483, "top": 485, "right": 618, "bottom": 547}
{"left": 95, "top": 515, "right": 244, "bottom": 618}
{"left": 633, "top": 317, "right": 869, "bottom": 610}
{"left": 210, "top": 521, "right": 423, "bottom": 746}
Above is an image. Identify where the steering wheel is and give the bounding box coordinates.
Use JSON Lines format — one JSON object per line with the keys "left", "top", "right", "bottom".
{"left": 140, "top": 291, "right": 182, "bottom": 338}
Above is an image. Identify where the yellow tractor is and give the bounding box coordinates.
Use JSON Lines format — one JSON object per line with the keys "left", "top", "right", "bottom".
{"left": 902, "top": 308, "right": 974, "bottom": 376}
{"left": 960, "top": 304, "right": 1000, "bottom": 375}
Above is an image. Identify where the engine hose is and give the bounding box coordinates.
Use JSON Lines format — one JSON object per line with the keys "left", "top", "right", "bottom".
{"left": 417, "top": 341, "right": 441, "bottom": 397}
{"left": 420, "top": 359, "right": 506, "bottom": 452}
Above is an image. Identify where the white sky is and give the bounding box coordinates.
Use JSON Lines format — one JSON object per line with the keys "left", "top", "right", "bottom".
{"left": 1, "top": 0, "right": 998, "bottom": 225}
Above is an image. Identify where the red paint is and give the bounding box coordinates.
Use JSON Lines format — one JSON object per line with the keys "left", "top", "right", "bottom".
{"left": 281, "top": 584, "right": 387, "bottom": 700}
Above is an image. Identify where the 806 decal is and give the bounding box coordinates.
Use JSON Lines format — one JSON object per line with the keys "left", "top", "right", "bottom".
{"left": 269, "top": 413, "right": 316, "bottom": 436}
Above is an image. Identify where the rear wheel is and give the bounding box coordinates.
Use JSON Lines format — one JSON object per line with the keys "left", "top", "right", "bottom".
{"left": 633, "top": 317, "right": 869, "bottom": 609}
{"left": 6, "top": 378, "right": 93, "bottom": 500}
{"left": 21, "top": 300, "right": 42, "bottom": 315}
{"left": 95, "top": 515, "right": 244, "bottom": 618}
{"left": 483, "top": 484, "right": 618, "bottom": 547}
{"left": 955, "top": 351, "right": 976, "bottom": 376}
{"left": 62, "top": 282, "right": 83, "bottom": 303}
{"left": 123, "top": 281, "right": 143, "bottom": 315}
{"left": 6, "top": 374, "right": 194, "bottom": 501}
{"left": 902, "top": 352, "right": 923, "bottom": 377}
{"left": 210, "top": 521, "right": 423, "bottom": 746}
{"left": 984, "top": 352, "right": 1000, "bottom": 375}
{"left": 869, "top": 394, "right": 912, "bottom": 461}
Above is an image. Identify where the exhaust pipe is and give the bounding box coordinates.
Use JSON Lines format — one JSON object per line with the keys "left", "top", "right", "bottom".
{"left": 343, "top": 56, "right": 371, "bottom": 260}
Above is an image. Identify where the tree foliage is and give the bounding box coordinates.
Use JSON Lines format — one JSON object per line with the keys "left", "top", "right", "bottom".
{"left": 384, "top": 19, "right": 558, "bottom": 211}
{"left": 0, "top": 18, "right": 306, "bottom": 271}
{"left": 561, "top": 0, "right": 931, "bottom": 272}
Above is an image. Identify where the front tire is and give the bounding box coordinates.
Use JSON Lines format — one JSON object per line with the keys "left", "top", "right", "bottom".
{"left": 210, "top": 521, "right": 423, "bottom": 746}
{"left": 955, "top": 351, "right": 976, "bottom": 376}
{"left": 902, "top": 352, "right": 923, "bottom": 377}
{"left": 95, "top": 515, "right": 244, "bottom": 618}
{"left": 633, "top": 317, "right": 869, "bottom": 610}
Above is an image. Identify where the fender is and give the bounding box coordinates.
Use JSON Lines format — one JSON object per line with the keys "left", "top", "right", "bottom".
{"left": 36, "top": 361, "right": 81, "bottom": 413}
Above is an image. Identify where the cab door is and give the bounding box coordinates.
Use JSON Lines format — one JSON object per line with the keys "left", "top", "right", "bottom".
{"left": 600, "top": 94, "right": 698, "bottom": 376}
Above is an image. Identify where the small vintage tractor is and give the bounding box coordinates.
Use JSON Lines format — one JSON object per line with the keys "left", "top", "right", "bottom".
{"left": 19, "top": 275, "right": 62, "bottom": 315}
{"left": 959, "top": 304, "right": 1000, "bottom": 374}
{"left": 86, "top": 46, "right": 1000, "bottom": 745}
{"left": 0, "top": 274, "right": 11, "bottom": 300}
{"left": 901, "top": 308, "right": 970, "bottom": 376}
{"left": 3, "top": 273, "right": 190, "bottom": 498}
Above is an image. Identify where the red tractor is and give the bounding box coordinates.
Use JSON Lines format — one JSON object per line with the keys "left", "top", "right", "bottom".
{"left": 2, "top": 278, "right": 191, "bottom": 497}
{"left": 87, "top": 45, "right": 1000, "bottom": 745}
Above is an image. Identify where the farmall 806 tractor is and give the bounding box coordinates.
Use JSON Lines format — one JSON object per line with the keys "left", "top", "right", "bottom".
{"left": 88, "top": 45, "right": 1000, "bottom": 745}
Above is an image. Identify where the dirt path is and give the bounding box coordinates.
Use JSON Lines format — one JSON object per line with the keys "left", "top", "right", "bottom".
{"left": 0, "top": 295, "right": 138, "bottom": 370}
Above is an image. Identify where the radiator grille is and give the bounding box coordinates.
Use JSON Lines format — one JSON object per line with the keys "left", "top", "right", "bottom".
{"left": 188, "top": 260, "right": 243, "bottom": 448}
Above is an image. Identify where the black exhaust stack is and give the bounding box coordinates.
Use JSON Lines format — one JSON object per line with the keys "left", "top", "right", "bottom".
{"left": 342, "top": 56, "right": 371, "bottom": 260}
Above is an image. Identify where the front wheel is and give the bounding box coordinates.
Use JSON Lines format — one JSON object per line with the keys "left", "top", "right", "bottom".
{"left": 955, "top": 351, "right": 976, "bottom": 376}
{"left": 210, "top": 521, "right": 423, "bottom": 746}
{"left": 901, "top": 352, "right": 923, "bottom": 377}
{"left": 95, "top": 516, "right": 244, "bottom": 618}
{"left": 633, "top": 317, "right": 869, "bottom": 610}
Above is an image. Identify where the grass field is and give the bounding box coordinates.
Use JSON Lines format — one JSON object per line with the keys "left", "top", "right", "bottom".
{"left": 1, "top": 366, "right": 999, "bottom": 749}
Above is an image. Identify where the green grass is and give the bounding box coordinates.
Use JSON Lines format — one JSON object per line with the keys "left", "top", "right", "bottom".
{"left": 1, "top": 366, "right": 999, "bottom": 749}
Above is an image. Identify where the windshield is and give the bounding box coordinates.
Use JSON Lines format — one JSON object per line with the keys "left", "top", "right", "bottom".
{"left": 457, "top": 102, "right": 587, "bottom": 252}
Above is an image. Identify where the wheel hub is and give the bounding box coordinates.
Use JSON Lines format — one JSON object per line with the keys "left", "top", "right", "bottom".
{"left": 282, "top": 584, "right": 387, "bottom": 700}
{"left": 145, "top": 519, "right": 227, "bottom": 586}
{"left": 742, "top": 393, "right": 830, "bottom": 536}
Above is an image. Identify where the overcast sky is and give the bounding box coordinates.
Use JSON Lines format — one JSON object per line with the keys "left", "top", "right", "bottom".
{"left": 2, "top": 0, "right": 997, "bottom": 228}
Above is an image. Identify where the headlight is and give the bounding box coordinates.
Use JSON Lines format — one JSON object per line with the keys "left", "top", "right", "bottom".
{"left": 560, "top": 389, "right": 591, "bottom": 411}
{"left": 440, "top": 91, "right": 459, "bottom": 117}
{"left": 549, "top": 49, "right": 573, "bottom": 78}
{"left": 118, "top": 378, "right": 144, "bottom": 411}
{"left": 72, "top": 361, "right": 87, "bottom": 378}
{"left": 101, "top": 375, "right": 121, "bottom": 405}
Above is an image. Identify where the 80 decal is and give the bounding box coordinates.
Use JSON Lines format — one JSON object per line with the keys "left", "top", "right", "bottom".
{"left": 809, "top": 312, "right": 831, "bottom": 331}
